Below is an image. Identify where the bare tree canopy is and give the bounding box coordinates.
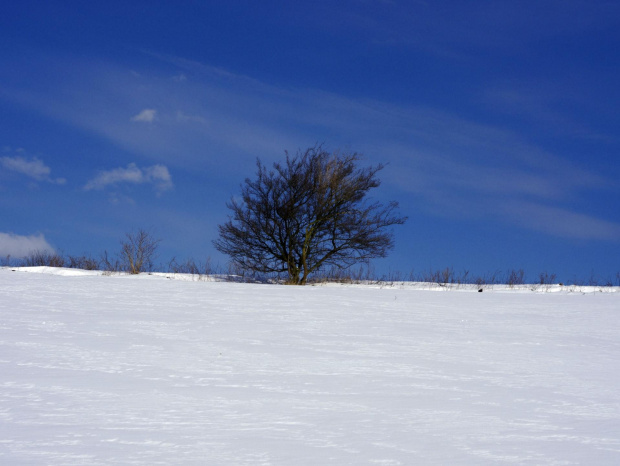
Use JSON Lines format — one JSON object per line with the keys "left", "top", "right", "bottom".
{"left": 214, "top": 146, "right": 406, "bottom": 284}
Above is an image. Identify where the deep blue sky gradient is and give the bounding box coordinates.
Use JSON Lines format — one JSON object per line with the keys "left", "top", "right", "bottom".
{"left": 1, "top": 1, "right": 619, "bottom": 282}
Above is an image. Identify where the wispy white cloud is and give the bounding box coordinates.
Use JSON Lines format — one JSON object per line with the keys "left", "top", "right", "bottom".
{"left": 503, "top": 201, "right": 620, "bottom": 241}
{"left": 84, "top": 163, "right": 173, "bottom": 193}
{"left": 1, "top": 53, "right": 618, "bottom": 241}
{"left": 0, "top": 154, "right": 66, "bottom": 184}
{"left": 131, "top": 108, "right": 157, "bottom": 122}
{"left": 1, "top": 155, "right": 49, "bottom": 179}
{"left": 0, "top": 232, "right": 55, "bottom": 258}
{"left": 482, "top": 85, "right": 613, "bottom": 142}
{"left": 296, "top": 1, "right": 620, "bottom": 53}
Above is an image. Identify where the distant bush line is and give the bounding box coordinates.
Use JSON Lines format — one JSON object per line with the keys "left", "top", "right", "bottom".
{"left": 2, "top": 250, "right": 619, "bottom": 289}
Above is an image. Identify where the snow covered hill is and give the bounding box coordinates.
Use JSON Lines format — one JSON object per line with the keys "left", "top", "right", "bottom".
{"left": 1, "top": 267, "right": 619, "bottom": 465}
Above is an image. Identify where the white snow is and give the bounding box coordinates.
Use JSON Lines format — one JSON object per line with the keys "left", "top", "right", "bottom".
{"left": 1, "top": 267, "right": 619, "bottom": 465}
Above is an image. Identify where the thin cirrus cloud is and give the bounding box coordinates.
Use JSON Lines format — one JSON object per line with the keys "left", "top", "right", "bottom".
{"left": 504, "top": 201, "right": 620, "bottom": 241}
{"left": 1, "top": 53, "right": 618, "bottom": 241}
{"left": 131, "top": 108, "right": 157, "bottom": 123}
{"left": 84, "top": 163, "right": 173, "bottom": 193}
{"left": 1, "top": 154, "right": 66, "bottom": 185}
{"left": 0, "top": 232, "right": 55, "bottom": 258}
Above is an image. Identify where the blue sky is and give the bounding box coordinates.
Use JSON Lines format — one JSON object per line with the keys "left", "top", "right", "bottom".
{"left": 1, "top": 0, "right": 619, "bottom": 282}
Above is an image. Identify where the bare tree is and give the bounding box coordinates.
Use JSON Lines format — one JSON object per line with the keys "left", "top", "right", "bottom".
{"left": 120, "top": 229, "right": 160, "bottom": 274}
{"left": 214, "top": 146, "right": 406, "bottom": 284}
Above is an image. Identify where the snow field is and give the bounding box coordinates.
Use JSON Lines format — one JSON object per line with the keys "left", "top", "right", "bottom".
{"left": 1, "top": 268, "right": 619, "bottom": 465}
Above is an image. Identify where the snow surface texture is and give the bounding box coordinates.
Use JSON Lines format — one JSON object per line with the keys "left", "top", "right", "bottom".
{"left": 1, "top": 268, "right": 619, "bottom": 465}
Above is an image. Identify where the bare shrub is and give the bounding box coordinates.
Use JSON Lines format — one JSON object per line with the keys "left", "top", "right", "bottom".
{"left": 312, "top": 267, "right": 352, "bottom": 284}
{"left": 100, "top": 250, "right": 121, "bottom": 274}
{"left": 457, "top": 269, "right": 470, "bottom": 286}
{"left": 168, "top": 257, "right": 197, "bottom": 275}
{"left": 506, "top": 269, "right": 526, "bottom": 287}
{"left": 420, "top": 267, "right": 458, "bottom": 287}
{"left": 440, "top": 267, "right": 455, "bottom": 285}
{"left": 310, "top": 262, "right": 375, "bottom": 284}
{"left": 421, "top": 269, "right": 440, "bottom": 284}
{"left": 22, "top": 250, "right": 65, "bottom": 267}
{"left": 474, "top": 270, "right": 500, "bottom": 289}
{"left": 67, "top": 254, "right": 100, "bottom": 270}
{"left": 538, "top": 272, "right": 557, "bottom": 285}
{"left": 120, "top": 229, "right": 160, "bottom": 274}
{"left": 168, "top": 257, "right": 215, "bottom": 278}
{"left": 381, "top": 269, "right": 403, "bottom": 283}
